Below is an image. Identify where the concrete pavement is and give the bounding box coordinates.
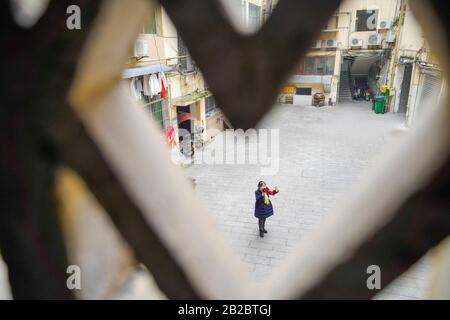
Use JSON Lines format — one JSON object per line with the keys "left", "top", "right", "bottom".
{"left": 185, "top": 101, "right": 432, "bottom": 299}
{"left": 0, "top": 101, "right": 432, "bottom": 300}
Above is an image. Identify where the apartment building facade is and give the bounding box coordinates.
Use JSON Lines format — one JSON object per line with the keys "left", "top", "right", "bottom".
{"left": 123, "top": 2, "right": 264, "bottom": 163}
{"left": 391, "top": 2, "right": 445, "bottom": 125}
{"left": 278, "top": 0, "right": 445, "bottom": 123}
{"left": 278, "top": 0, "right": 401, "bottom": 106}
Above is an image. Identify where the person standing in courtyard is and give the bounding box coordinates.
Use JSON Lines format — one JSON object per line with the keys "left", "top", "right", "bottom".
{"left": 255, "top": 181, "right": 279, "bottom": 238}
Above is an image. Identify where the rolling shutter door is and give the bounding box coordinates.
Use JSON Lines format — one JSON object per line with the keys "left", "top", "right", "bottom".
{"left": 418, "top": 72, "right": 442, "bottom": 110}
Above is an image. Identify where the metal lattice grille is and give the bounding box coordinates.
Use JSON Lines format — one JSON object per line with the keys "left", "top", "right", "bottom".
{"left": 0, "top": 0, "right": 448, "bottom": 300}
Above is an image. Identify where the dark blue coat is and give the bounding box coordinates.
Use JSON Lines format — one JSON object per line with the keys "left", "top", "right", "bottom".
{"left": 254, "top": 189, "right": 276, "bottom": 219}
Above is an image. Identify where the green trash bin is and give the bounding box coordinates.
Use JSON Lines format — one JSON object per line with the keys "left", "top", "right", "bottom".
{"left": 374, "top": 95, "right": 385, "bottom": 114}
{"left": 384, "top": 89, "right": 390, "bottom": 113}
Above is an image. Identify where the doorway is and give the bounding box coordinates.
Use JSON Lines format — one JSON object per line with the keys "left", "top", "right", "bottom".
{"left": 398, "top": 63, "right": 412, "bottom": 114}
{"left": 177, "top": 105, "right": 193, "bottom": 157}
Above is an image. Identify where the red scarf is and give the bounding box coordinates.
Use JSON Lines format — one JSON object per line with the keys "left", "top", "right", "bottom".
{"left": 262, "top": 188, "right": 276, "bottom": 205}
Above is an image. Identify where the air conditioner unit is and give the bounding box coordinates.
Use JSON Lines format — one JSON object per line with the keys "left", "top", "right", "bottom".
{"left": 386, "top": 29, "right": 396, "bottom": 43}
{"left": 367, "top": 33, "right": 382, "bottom": 46}
{"left": 378, "top": 19, "right": 391, "bottom": 30}
{"left": 350, "top": 38, "right": 363, "bottom": 48}
{"left": 134, "top": 38, "right": 149, "bottom": 57}
{"left": 312, "top": 40, "right": 322, "bottom": 49}
{"left": 325, "top": 39, "right": 337, "bottom": 48}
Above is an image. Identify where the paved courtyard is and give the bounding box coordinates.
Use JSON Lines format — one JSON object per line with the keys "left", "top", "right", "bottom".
{"left": 185, "top": 101, "right": 432, "bottom": 300}
{"left": 0, "top": 101, "right": 432, "bottom": 300}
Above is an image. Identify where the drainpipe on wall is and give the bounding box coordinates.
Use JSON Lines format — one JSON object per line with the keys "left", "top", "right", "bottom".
{"left": 405, "top": 46, "right": 425, "bottom": 126}
{"left": 387, "top": 0, "right": 406, "bottom": 112}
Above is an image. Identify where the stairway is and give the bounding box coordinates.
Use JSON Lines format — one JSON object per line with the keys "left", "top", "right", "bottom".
{"left": 338, "top": 70, "right": 352, "bottom": 102}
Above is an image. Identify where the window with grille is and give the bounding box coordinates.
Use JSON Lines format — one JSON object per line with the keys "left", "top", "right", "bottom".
{"left": 150, "top": 100, "right": 164, "bottom": 129}
{"left": 142, "top": 96, "right": 164, "bottom": 130}
{"left": 248, "top": 3, "right": 261, "bottom": 29}
{"left": 297, "top": 56, "right": 335, "bottom": 75}
{"left": 177, "top": 35, "right": 196, "bottom": 72}
{"left": 205, "top": 95, "right": 217, "bottom": 115}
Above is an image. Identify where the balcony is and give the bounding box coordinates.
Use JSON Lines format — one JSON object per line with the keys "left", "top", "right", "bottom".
{"left": 321, "top": 28, "right": 339, "bottom": 33}
{"left": 321, "top": 14, "right": 339, "bottom": 33}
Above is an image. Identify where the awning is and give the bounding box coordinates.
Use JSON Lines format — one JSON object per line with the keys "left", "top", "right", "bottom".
{"left": 172, "top": 90, "right": 211, "bottom": 106}
{"left": 177, "top": 112, "right": 196, "bottom": 124}
{"left": 122, "top": 64, "right": 172, "bottom": 79}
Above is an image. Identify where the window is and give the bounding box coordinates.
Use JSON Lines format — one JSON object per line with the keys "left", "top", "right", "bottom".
{"left": 248, "top": 3, "right": 261, "bottom": 29}
{"left": 144, "top": 12, "right": 158, "bottom": 35}
{"left": 326, "top": 16, "right": 338, "bottom": 30}
{"left": 205, "top": 95, "right": 217, "bottom": 115}
{"left": 142, "top": 93, "right": 165, "bottom": 129}
{"left": 296, "top": 88, "right": 312, "bottom": 95}
{"left": 296, "top": 56, "right": 335, "bottom": 75}
{"left": 304, "top": 57, "right": 315, "bottom": 74}
{"left": 355, "top": 9, "right": 378, "bottom": 32}
{"left": 149, "top": 100, "right": 164, "bottom": 129}
{"left": 228, "top": 0, "right": 246, "bottom": 25}
{"left": 325, "top": 56, "right": 335, "bottom": 74}
{"left": 178, "top": 35, "right": 196, "bottom": 72}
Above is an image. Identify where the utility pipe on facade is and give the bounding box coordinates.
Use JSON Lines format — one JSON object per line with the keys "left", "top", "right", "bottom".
{"left": 386, "top": 0, "right": 406, "bottom": 111}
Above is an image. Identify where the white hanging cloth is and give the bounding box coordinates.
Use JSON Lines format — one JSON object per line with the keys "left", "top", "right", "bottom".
{"left": 143, "top": 74, "right": 151, "bottom": 96}
{"left": 149, "top": 74, "right": 161, "bottom": 96}
{"left": 130, "top": 77, "right": 141, "bottom": 100}
{"left": 158, "top": 72, "right": 167, "bottom": 89}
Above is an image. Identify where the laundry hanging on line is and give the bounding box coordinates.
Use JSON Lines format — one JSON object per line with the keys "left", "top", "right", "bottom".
{"left": 143, "top": 74, "right": 151, "bottom": 96}
{"left": 150, "top": 74, "right": 161, "bottom": 96}
{"left": 130, "top": 77, "right": 143, "bottom": 100}
{"left": 132, "top": 71, "right": 168, "bottom": 98}
{"left": 159, "top": 72, "right": 167, "bottom": 98}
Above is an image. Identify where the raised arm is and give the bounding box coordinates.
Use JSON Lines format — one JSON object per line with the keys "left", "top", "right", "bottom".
{"left": 264, "top": 188, "right": 278, "bottom": 196}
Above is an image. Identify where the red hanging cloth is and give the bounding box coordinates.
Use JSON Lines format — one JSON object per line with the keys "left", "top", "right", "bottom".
{"left": 160, "top": 78, "right": 166, "bottom": 99}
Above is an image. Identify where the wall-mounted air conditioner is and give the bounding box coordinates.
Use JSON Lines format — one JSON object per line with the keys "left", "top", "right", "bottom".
{"left": 325, "top": 39, "right": 337, "bottom": 49}
{"left": 378, "top": 20, "right": 391, "bottom": 30}
{"left": 386, "top": 29, "right": 396, "bottom": 43}
{"left": 367, "top": 33, "right": 382, "bottom": 47}
{"left": 134, "top": 38, "right": 149, "bottom": 57}
{"left": 312, "top": 40, "right": 322, "bottom": 49}
{"left": 350, "top": 38, "right": 363, "bottom": 48}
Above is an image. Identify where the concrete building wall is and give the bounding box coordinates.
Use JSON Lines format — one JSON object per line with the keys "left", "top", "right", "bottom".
{"left": 160, "top": 8, "right": 178, "bottom": 61}
{"left": 390, "top": 1, "right": 445, "bottom": 126}
{"left": 339, "top": 0, "right": 399, "bottom": 49}
{"left": 397, "top": 3, "right": 423, "bottom": 55}
{"left": 219, "top": 0, "right": 263, "bottom": 34}
{"left": 286, "top": 0, "right": 402, "bottom": 105}
{"left": 205, "top": 112, "right": 225, "bottom": 141}
{"left": 124, "top": 6, "right": 215, "bottom": 160}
